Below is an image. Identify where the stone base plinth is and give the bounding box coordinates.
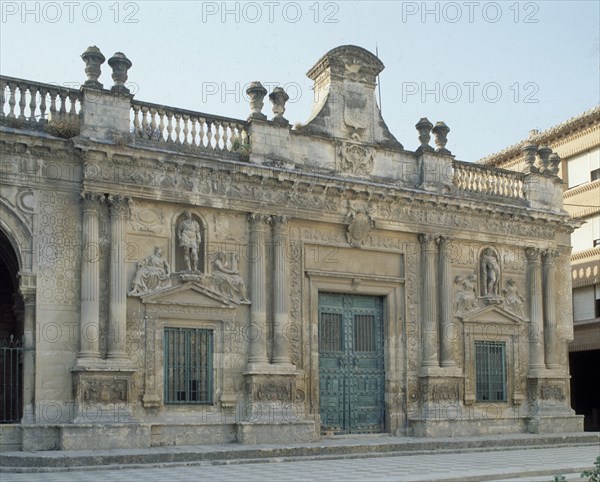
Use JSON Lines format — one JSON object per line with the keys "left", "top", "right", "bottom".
{"left": 410, "top": 417, "right": 527, "bottom": 437}
{"left": 71, "top": 367, "right": 136, "bottom": 423}
{"left": 237, "top": 420, "right": 317, "bottom": 444}
{"left": 526, "top": 415, "right": 584, "bottom": 434}
{"left": 60, "top": 424, "right": 150, "bottom": 450}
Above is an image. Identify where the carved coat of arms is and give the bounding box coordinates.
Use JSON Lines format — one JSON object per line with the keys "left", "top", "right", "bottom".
{"left": 339, "top": 142, "right": 374, "bottom": 175}
{"left": 346, "top": 206, "right": 374, "bottom": 248}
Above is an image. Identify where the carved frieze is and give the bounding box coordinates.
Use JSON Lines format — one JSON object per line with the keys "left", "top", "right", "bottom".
{"left": 81, "top": 378, "right": 128, "bottom": 404}
{"left": 129, "top": 206, "right": 165, "bottom": 233}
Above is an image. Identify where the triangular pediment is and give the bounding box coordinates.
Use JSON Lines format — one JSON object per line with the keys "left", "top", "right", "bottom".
{"left": 140, "top": 282, "right": 234, "bottom": 308}
{"left": 461, "top": 304, "right": 524, "bottom": 324}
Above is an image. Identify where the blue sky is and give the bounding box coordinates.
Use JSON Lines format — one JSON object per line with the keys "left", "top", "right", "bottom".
{"left": 1, "top": 0, "right": 598, "bottom": 161}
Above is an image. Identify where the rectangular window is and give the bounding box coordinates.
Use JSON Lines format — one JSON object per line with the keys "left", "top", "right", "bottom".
{"left": 591, "top": 168, "right": 600, "bottom": 182}
{"left": 475, "top": 341, "right": 506, "bottom": 402}
{"left": 164, "top": 327, "right": 213, "bottom": 404}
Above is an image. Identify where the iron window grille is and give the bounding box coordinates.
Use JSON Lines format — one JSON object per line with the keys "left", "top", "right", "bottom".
{"left": 164, "top": 327, "right": 213, "bottom": 404}
{"left": 475, "top": 341, "right": 507, "bottom": 402}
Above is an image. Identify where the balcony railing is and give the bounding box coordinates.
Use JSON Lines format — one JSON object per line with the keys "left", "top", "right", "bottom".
{"left": 453, "top": 160, "right": 526, "bottom": 201}
{"left": 131, "top": 99, "right": 247, "bottom": 153}
{"left": 0, "top": 76, "right": 82, "bottom": 126}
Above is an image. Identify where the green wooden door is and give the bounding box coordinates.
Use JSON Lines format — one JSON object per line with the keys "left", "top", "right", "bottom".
{"left": 319, "top": 293, "right": 385, "bottom": 434}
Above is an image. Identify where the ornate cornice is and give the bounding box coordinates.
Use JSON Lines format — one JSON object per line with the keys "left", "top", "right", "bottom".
{"left": 477, "top": 105, "right": 600, "bottom": 167}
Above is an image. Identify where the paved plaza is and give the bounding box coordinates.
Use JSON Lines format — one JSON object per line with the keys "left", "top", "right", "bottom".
{"left": 2, "top": 444, "right": 598, "bottom": 482}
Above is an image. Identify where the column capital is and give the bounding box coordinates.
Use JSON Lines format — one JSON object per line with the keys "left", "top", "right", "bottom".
{"left": 418, "top": 233, "right": 438, "bottom": 252}
{"left": 107, "top": 194, "right": 132, "bottom": 217}
{"left": 81, "top": 191, "right": 105, "bottom": 213}
{"left": 248, "top": 212, "right": 271, "bottom": 225}
{"left": 525, "top": 246, "right": 542, "bottom": 263}
{"left": 542, "top": 248, "right": 560, "bottom": 264}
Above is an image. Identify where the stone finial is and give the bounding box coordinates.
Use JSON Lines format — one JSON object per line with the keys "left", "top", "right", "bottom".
{"left": 537, "top": 145, "right": 552, "bottom": 174}
{"left": 521, "top": 142, "right": 539, "bottom": 174}
{"left": 246, "top": 81, "right": 268, "bottom": 120}
{"left": 108, "top": 52, "right": 132, "bottom": 94}
{"left": 269, "top": 87, "right": 289, "bottom": 125}
{"left": 431, "top": 121, "right": 451, "bottom": 154}
{"left": 548, "top": 152, "right": 561, "bottom": 176}
{"left": 81, "top": 46, "right": 106, "bottom": 89}
{"left": 415, "top": 117, "right": 434, "bottom": 152}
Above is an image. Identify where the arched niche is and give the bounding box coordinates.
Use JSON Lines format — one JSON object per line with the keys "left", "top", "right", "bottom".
{"left": 478, "top": 246, "right": 502, "bottom": 298}
{"left": 172, "top": 210, "right": 208, "bottom": 273}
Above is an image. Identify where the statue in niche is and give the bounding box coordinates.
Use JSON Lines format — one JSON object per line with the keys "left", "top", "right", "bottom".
{"left": 455, "top": 274, "right": 478, "bottom": 315}
{"left": 503, "top": 279, "right": 525, "bottom": 318}
{"left": 129, "top": 247, "right": 172, "bottom": 296}
{"left": 212, "top": 252, "right": 250, "bottom": 304}
{"left": 481, "top": 248, "right": 501, "bottom": 297}
{"left": 178, "top": 210, "right": 202, "bottom": 272}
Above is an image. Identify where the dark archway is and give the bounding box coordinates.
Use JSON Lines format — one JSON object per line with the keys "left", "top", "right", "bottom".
{"left": 0, "top": 228, "right": 23, "bottom": 423}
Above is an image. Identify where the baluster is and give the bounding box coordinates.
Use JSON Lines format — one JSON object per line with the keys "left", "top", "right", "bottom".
{"left": 157, "top": 109, "right": 165, "bottom": 141}
{"left": 58, "top": 91, "right": 67, "bottom": 115}
{"left": 132, "top": 104, "right": 141, "bottom": 136}
{"left": 174, "top": 113, "right": 181, "bottom": 144}
{"left": 49, "top": 89, "right": 57, "bottom": 120}
{"left": 190, "top": 116, "right": 198, "bottom": 147}
{"left": 214, "top": 120, "right": 222, "bottom": 150}
{"left": 149, "top": 107, "right": 157, "bottom": 139}
{"left": 206, "top": 120, "right": 214, "bottom": 149}
{"left": 28, "top": 86, "right": 38, "bottom": 122}
{"left": 181, "top": 114, "right": 189, "bottom": 145}
{"left": 7, "top": 82, "right": 17, "bottom": 119}
{"left": 140, "top": 106, "right": 149, "bottom": 137}
{"left": 68, "top": 93, "right": 77, "bottom": 115}
{"left": 166, "top": 111, "right": 174, "bottom": 142}
{"left": 39, "top": 88, "right": 47, "bottom": 122}
{"left": 0, "top": 79, "right": 6, "bottom": 119}
{"left": 17, "top": 83, "right": 27, "bottom": 120}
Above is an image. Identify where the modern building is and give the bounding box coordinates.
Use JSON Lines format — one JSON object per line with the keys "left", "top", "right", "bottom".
{"left": 478, "top": 106, "right": 600, "bottom": 430}
{"left": 0, "top": 45, "right": 583, "bottom": 451}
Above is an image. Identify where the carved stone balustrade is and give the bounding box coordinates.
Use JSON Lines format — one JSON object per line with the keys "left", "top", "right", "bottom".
{"left": 453, "top": 161, "right": 526, "bottom": 202}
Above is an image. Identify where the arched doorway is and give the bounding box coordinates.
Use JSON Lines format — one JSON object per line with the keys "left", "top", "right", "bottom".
{"left": 0, "top": 228, "right": 23, "bottom": 423}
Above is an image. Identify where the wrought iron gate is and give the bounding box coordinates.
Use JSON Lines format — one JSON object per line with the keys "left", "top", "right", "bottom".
{"left": 0, "top": 335, "right": 23, "bottom": 423}
{"left": 319, "top": 293, "right": 385, "bottom": 434}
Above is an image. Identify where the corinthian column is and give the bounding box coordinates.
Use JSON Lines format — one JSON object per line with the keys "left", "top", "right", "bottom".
{"left": 526, "top": 247, "right": 545, "bottom": 373}
{"left": 542, "top": 249, "right": 560, "bottom": 369}
{"left": 77, "top": 191, "right": 103, "bottom": 363}
{"left": 438, "top": 236, "right": 455, "bottom": 367}
{"left": 106, "top": 194, "right": 131, "bottom": 362}
{"left": 419, "top": 234, "right": 439, "bottom": 368}
{"left": 247, "top": 213, "right": 269, "bottom": 367}
{"left": 272, "top": 216, "right": 293, "bottom": 366}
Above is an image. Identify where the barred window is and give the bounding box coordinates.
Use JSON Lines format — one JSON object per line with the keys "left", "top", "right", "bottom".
{"left": 164, "top": 328, "right": 213, "bottom": 404}
{"left": 475, "top": 341, "right": 507, "bottom": 402}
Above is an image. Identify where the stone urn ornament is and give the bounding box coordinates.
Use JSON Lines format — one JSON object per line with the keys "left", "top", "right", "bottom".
{"left": 108, "top": 52, "right": 132, "bottom": 94}
{"left": 269, "top": 86, "right": 289, "bottom": 125}
{"left": 81, "top": 46, "right": 105, "bottom": 89}
{"left": 246, "top": 81, "right": 268, "bottom": 120}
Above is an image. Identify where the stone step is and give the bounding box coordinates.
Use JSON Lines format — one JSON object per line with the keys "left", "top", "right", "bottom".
{"left": 1, "top": 432, "right": 598, "bottom": 473}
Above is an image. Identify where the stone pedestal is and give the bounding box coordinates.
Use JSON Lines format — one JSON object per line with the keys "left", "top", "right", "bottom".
{"left": 526, "top": 375, "right": 583, "bottom": 433}
{"left": 71, "top": 367, "right": 136, "bottom": 423}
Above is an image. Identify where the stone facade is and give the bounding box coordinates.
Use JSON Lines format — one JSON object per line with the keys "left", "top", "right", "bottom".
{"left": 0, "top": 45, "right": 583, "bottom": 450}
{"left": 478, "top": 106, "right": 600, "bottom": 430}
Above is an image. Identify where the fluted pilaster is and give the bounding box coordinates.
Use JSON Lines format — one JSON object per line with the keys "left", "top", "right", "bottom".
{"left": 419, "top": 234, "right": 438, "bottom": 367}
{"left": 247, "top": 213, "right": 269, "bottom": 366}
{"left": 106, "top": 194, "right": 131, "bottom": 362}
{"left": 542, "top": 249, "right": 560, "bottom": 369}
{"left": 271, "top": 216, "right": 293, "bottom": 365}
{"left": 526, "top": 247, "right": 545, "bottom": 372}
{"left": 78, "top": 191, "right": 103, "bottom": 362}
{"left": 438, "top": 236, "right": 455, "bottom": 367}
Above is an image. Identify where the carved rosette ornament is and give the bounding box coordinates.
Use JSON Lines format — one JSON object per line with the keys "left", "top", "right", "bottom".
{"left": 338, "top": 142, "right": 375, "bottom": 175}
{"left": 346, "top": 208, "right": 374, "bottom": 248}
